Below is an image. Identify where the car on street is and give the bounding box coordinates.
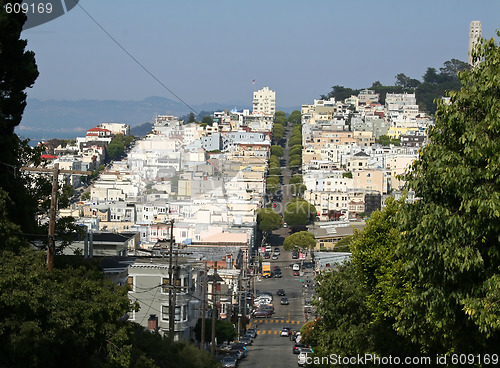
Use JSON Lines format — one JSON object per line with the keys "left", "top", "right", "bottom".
{"left": 229, "top": 349, "right": 243, "bottom": 360}
{"left": 231, "top": 344, "right": 248, "bottom": 357}
{"left": 245, "top": 328, "right": 257, "bottom": 338}
{"left": 222, "top": 354, "right": 238, "bottom": 368}
{"left": 293, "top": 270, "right": 300, "bottom": 276}
{"left": 253, "top": 309, "right": 272, "bottom": 318}
{"left": 280, "top": 329, "right": 290, "bottom": 337}
{"left": 292, "top": 251, "right": 299, "bottom": 259}
{"left": 292, "top": 344, "right": 310, "bottom": 354}
{"left": 277, "top": 289, "right": 285, "bottom": 296}
{"left": 281, "top": 297, "right": 289, "bottom": 305}
{"left": 264, "top": 252, "right": 270, "bottom": 259}
{"left": 274, "top": 270, "right": 282, "bottom": 278}
{"left": 240, "top": 336, "right": 252, "bottom": 345}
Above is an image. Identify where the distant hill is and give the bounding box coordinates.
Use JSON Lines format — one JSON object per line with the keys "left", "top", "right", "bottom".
{"left": 131, "top": 122, "right": 153, "bottom": 137}
{"left": 17, "top": 96, "right": 300, "bottom": 140}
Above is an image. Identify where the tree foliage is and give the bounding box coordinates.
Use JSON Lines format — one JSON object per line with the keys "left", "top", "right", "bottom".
{"left": 394, "top": 33, "right": 500, "bottom": 354}
{"left": 272, "top": 123, "right": 285, "bottom": 142}
{"left": 0, "top": 2, "right": 40, "bottom": 235}
{"left": 287, "top": 110, "right": 301, "bottom": 125}
{"left": 257, "top": 208, "right": 282, "bottom": 232}
{"left": 309, "top": 34, "right": 500, "bottom": 359}
{"left": 271, "top": 145, "right": 284, "bottom": 157}
{"left": 376, "top": 135, "right": 400, "bottom": 146}
{"left": 284, "top": 199, "right": 316, "bottom": 226}
{"left": 194, "top": 318, "right": 237, "bottom": 343}
{"left": 283, "top": 231, "right": 316, "bottom": 251}
{"left": 0, "top": 249, "right": 131, "bottom": 367}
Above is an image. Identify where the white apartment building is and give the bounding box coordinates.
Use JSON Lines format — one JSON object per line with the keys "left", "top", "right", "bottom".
{"left": 252, "top": 87, "right": 276, "bottom": 115}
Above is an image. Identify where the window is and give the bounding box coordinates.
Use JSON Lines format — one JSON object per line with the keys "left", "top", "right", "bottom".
{"left": 162, "top": 305, "right": 169, "bottom": 321}
{"left": 162, "top": 277, "right": 170, "bottom": 293}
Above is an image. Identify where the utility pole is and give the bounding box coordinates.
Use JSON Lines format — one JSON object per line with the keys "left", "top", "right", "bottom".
{"left": 21, "top": 165, "right": 92, "bottom": 271}
{"left": 168, "top": 219, "right": 175, "bottom": 339}
{"left": 211, "top": 261, "right": 218, "bottom": 359}
{"left": 201, "top": 262, "right": 207, "bottom": 350}
{"left": 47, "top": 164, "right": 59, "bottom": 272}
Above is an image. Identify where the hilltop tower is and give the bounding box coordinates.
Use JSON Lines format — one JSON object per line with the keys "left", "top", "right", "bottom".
{"left": 468, "top": 21, "right": 482, "bottom": 66}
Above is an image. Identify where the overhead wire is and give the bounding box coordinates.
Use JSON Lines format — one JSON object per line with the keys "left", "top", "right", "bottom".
{"left": 72, "top": 1, "right": 199, "bottom": 116}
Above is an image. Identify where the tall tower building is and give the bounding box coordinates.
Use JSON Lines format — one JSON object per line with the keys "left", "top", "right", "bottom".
{"left": 252, "top": 87, "right": 276, "bottom": 115}
{"left": 468, "top": 20, "right": 482, "bottom": 65}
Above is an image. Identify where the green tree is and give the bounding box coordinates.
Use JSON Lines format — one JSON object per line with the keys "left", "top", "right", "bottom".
{"left": 0, "top": 1, "right": 40, "bottom": 237}
{"left": 269, "top": 155, "right": 280, "bottom": 167}
{"left": 376, "top": 135, "right": 400, "bottom": 146}
{"left": 272, "top": 123, "right": 285, "bottom": 141}
{"left": 201, "top": 116, "right": 214, "bottom": 127}
{"left": 289, "top": 145, "right": 302, "bottom": 157}
{"left": 0, "top": 249, "right": 133, "bottom": 367}
{"left": 283, "top": 231, "right": 316, "bottom": 251}
{"left": 289, "top": 174, "right": 303, "bottom": 185}
{"left": 271, "top": 145, "right": 284, "bottom": 157}
{"left": 288, "top": 135, "right": 302, "bottom": 147}
{"left": 284, "top": 199, "right": 316, "bottom": 226}
{"left": 266, "top": 176, "right": 280, "bottom": 193}
{"left": 287, "top": 110, "right": 301, "bottom": 125}
{"left": 275, "top": 110, "right": 286, "bottom": 119}
{"left": 187, "top": 112, "right": 196, "bottom": 124}
{"left": 312, "top": 262, "right": 373, "bottom": 361}
{"left": 274, "top": 115, "right": 286, "bottom": 126}
{"left": 395, "top": 33, "right": 500, "bottom": 354}
{"left": 194, "top": 318, "right": 237, "bottom": 343}
{"left": 257, "top": 208, "right": 282, "bottom": 232}
{"left": 320, "top": 85, "right": 360, "bottom": 102}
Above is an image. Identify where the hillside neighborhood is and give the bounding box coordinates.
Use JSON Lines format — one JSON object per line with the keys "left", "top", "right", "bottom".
{"left": 28, "top": 86, "right": 432, "bottom": 341}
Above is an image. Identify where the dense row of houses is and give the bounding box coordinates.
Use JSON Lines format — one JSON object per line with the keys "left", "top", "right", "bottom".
{"left": 35, "top": 86, "right": 433, "bottom": 340}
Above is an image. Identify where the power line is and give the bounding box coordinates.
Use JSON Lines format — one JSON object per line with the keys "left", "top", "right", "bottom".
{"left": 73, "top": 1, "right": 199, "bottom": 116}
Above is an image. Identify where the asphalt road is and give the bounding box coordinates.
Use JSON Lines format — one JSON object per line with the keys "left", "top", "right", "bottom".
{"left": 237, "top": 233, "right": 315, "bottom": 368}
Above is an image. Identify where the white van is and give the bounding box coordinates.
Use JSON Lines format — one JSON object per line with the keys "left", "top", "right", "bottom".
{"left": 292, "top": 263, "right": 300, "bottom": 271}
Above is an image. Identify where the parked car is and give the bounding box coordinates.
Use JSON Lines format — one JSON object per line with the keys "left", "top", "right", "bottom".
{"left": 264, "top": 252, "right": 271, "bottom": 259}
{"left": 293, "top": 270, "right": 300, "bottom": 276}
{"left": 240, "top": 336, "right": 252, "bottom": 345}
{"left": 230, "top": 344, "right": 248, "bottom": 358}
{"left": 281, "top": 297, "right": 289, "bottom": 305}
{"left": 277, "top": 289, "right": 285, "bottom": 296}
{"left": 218, "top": 343, "right": 232, "bottom": 352}
{"left": 222, "top": 354, "right": 238, "bottom": 368}
{"left": 229, "top": 349, "right": 243, "bottom": 360}
{"left": 245, "top": 328, "right": 257, "bottom": 338}
{"left": 274, "top": 247, "right": 280, "bottom": 254}
{"left": 274, "top": 271, "right": 282, "bottom": 278}
{"left": 253, "top": 309, "right": 272, "bottom": 318}
{"left": 293, "top": 344, "right": 309, "bottom": 354}
{"left": 272, "top": 254, "right": 279, "bottom": 260}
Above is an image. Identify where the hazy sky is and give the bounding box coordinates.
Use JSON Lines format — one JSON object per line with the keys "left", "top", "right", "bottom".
{"left": 21, "top": 0, "right": 500, "bottom": 109}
